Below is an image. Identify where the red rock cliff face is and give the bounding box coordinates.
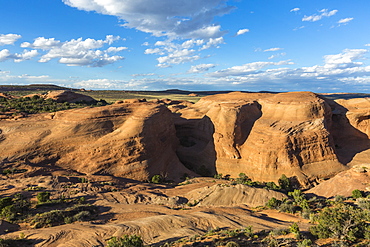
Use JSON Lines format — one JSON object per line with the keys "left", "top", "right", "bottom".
{"left": 1, "top": 92, "right": 369, "bottom": 185}
{"left": 175, "top": 92, "right": 369, "bottom": 185}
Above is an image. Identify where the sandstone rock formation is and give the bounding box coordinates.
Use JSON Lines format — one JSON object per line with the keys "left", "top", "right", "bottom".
{"left": 44, "top": 90, "right": 97, "bottom": 103}
{"left": 23, "top": 90, "right": 96, "bottom": 103}
{"left": 175, "top": 92, "right": 370, "bottom": 185}
{"left": 307, "top": 164, "right": 370, "bottom": 197}
{"left": 0, "top": 103, "right": 192, "bottom": 181}
{"left": 186, "top": 184, "right": 287, "bottom": 207}
{"left": 1, "top": 91, "right": 370, "bottom": 186}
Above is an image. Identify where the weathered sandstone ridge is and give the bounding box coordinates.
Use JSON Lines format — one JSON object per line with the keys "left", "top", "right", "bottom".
{"left": 0, "top": 102, "right": 192, "bottom": 181}
{"left": 24, "top": 90, "right": 97, "bottom": 103}
{"left": 1, "top": 91, "right": 370, "bottom": 185}
{"left": 175, "top": 91, "right": 370, "bottom": 185}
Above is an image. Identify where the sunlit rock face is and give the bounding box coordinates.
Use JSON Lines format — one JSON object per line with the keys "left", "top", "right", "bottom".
{"left": 175, "top": 92, "right": 370, "bottom": 185}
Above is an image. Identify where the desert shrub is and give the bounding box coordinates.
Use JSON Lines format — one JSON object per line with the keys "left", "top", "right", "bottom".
{"left": 31, "top": 204, "right": 98, "bottom": 228}
{"left": 310, "top": 203, "right": 367, "bottom": 241}
{"left": 289, "top": 222, "right": 301, "bottom": 239}
{"left": 225, "top": 241, "right": 240, "bottom": 247}
{"left": 352, "top": 189, "right": 364, "bottom": 199}
{"left": 266, "top": 197, "right": 281, "bottom": 209}
{"left": 0, "top": 237, "right": 32, "bottom": 247}
{"left": 334, "top": 195, "right": 345, "bottom": 203}
{"left": 288, "top": 189, "right": 309, "bottom": 210}
{"left": 265, "top": 181, "right": 279, "bottom": 190}
{"left": 32, "top": 210, "right": 65, "bottom": 228}
{"left": 289, "top": 223, "right": 300, "bottom": 235}
{"left": 356, "top": 198, "right": 370, "bottom": 210}
{"left": 278, "top": 174, "right": 291, "bottom": 191}
{"left": 0, "top": 197, "right": 13, "bottom": 210}
{"left": 0, "top": 194, "right": 30, "bottom": 222}
{"left": 296, "top": 239, "right": 313, "bottom": 247}
{"left": 244, "top": 226, "right": 254, "bottom": 238}
{"left": 151, "top": 175, "right": 162, "bottom": 184}
{"left": 0, "top": 205, "right": 17, "bottom": 221}
{"left": 107, "top": 234, "right": 144, "bottom": 247}
{"left": 213, "top": 173, "right": 223, "bottom": 179}
{"left": 73, "top": 211, "right": 91, "bottom": 221}
{"left": 278, "top": 200, "right": 299, "bottom": 214}
{"left": 270, "top": 228, "right": 289, "bottom": 236}
{"left": 24, "top": 186, "right": 45, "bottom": 191}
{"left": 301, "top": 208, "right": 314, "bottom": 220}
{"left": 37, "top": 192, "right": 50, "bottom": 204}
{"left": 235, "top": 173, "right": 251, "bottom": 184}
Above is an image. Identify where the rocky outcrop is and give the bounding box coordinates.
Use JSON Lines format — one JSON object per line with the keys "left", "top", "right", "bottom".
{"left": 307, "top": 164, "right": 370, "bottom": 197}
{"left": 175, "top": 92, "right": 370, "bottom": 185}
{"left": 44, "top": 90, "right": 97, "bottom": 103}
{"left": 0, "top": 103, "right": 192, "bottom": 181}
{"left": 1, "top": 91, "right": 370, "bottom": 186}
{"left": 186, "top": 184, "right": 287, "bottom": 207}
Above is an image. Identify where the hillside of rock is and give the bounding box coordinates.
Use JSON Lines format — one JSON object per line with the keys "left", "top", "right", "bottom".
{"left": 175, "top": 91, "right": 370, "bottom": 186}
{"left": 1, "top": 91, "right": 370, "bottom": 186}
{"left": 0, "top": 102, "right": 192, "bottom": 181}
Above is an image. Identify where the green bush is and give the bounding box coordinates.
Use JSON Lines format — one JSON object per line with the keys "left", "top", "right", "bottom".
{"left": 37, "top": 192, "right": 50, "bottom": 204}
{"left": 0, "top": 194, "right": 30, "bottom": 222}
{"left": 352, "top": 189, "right": 364, "bottom": 199}
{"left": 31, "top": 204, "right": 99, "bottom": 228}
{"left": 289, "top": 223, "right": 300, "bottom": 235}
{"left": 296, "top": 239, "right": 313, "bottom": 247}
{"left": 151, "top": 175, "right": 162, "bottom": 184}
{"left": 0, "top": 197, "right": 13, "bottom": 210}
{"left": 310, "top": 204, "right": 367, "bottom": 241}
{"left": 265, "top": 181, "right": 279, "bottom": 190}
{"left": 356, "top": 198, "right": 370, "bottom": 210}
{"left": 266, "top": 197, "right": 281, "bottom": 209}
{"left": 107, "top": 235, "right": 144, "bottom": 247}
{"left": 278, "top": 174, "right": 291, "bottom": 191}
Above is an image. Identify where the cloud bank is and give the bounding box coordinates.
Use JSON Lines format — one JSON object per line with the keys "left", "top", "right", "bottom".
{"left": 62, "top": 0, "right": 234, "bottom": 40}
{"left": 0, "top": 34, "right": 126, "bottom": 67}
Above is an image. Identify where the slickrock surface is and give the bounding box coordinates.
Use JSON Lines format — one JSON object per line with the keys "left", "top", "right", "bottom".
{"left": 175, "top": 92, "right": 370, "bottom": 185}
{"left": 1, "top": 91, "right": 370, "bottom": 185}
{"left": 0, "top": 103, "right": 192, "bottom": 181}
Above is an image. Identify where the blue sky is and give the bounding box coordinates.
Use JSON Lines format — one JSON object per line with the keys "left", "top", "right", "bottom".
{"left": 0, "top": 0, "right": 370, "bottom": 92}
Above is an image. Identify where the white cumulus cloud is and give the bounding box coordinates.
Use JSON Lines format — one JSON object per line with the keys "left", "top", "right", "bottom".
{"left": 264, "top": 47, "right": 283, "bottom": 52}
{"left": 302, "top": 9, "right": 338, "bottom": 22}
{"left": 21, "top": 37, "right": 61, "bottom": 49}
{"left": 62, "top": 0, "right": 235, "bottom": 40}
{"left": 0, "top": 49, "right": 39, "bottom": 62}
{"left": 338, "top": 17, "right": 354, "bottom": 24}
{"left": 208, "top": 60, "right": 294, "bottom": 77}
{"left": 145, "top": 37, "right": 222, "bottom": 67}
{"left": 236, "top": 29, "right": 250, "bottom": 36}
{"left": 188, "top": 64, "right": 216, "bottom": 73}
{"left": 0, "top": 34, "right": 22, "bottom": 46}
{"left": 30, "top": 35, "right": 126, "bottom": 67}
{"left": 290, "top": 8, "right": 300, "bottom": 12}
